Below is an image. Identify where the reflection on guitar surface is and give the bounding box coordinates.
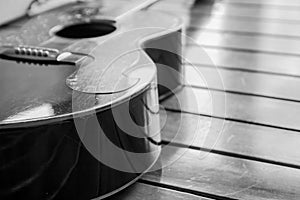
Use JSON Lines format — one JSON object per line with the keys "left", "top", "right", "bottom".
{"left": 0, "top": 0, "right": 183, "bottom": 199}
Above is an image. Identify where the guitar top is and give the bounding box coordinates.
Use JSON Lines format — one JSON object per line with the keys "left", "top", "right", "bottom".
{"left": 0, "top": 0, "right": 182, "bottom": 128}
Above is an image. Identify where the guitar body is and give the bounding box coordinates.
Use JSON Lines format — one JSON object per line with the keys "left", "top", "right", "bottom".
{"left": 0, "top": 1, "right": 183, "bottom": 199}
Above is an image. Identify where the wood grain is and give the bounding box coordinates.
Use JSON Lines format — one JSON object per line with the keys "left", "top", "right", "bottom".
{"left": 185, "top": 46, "right": 300, "bottom": 77}
{"left": 154, "top": 1, "right": 300, "bottom": 22}
{"left": 188, "top": 17, "right": 300, "bottom": 38}
{"left": 191, "top": 4, "right": 300, "bottom": 22}
{"left": 142, "top": 146, "right": 300, "bottom": 200}
{"left": 162, "top": 86, "right": 300, "bottom": 131}
{"left": 160, "top": 110, "right": 300, "bottom": 167}
{"left": 152, "top": 3, "right": 300, "bottom": 38}
{"left": 184, "top": 65, "right": 300, "bottom": 102}
{"left": 188, "top": 30, "right": 300, "bottom": 56}
{"left": 161, "top": 0, "right": 300, "bottom": 8}
{"left": 148, "top": 1, "right": 300, "bottom": 200}
{"left": 222, "top": 0, "right": 300, "bottom": 7}
{"left": 108, "top": 183, "right": 211, "bottom": 200}
{"left": 2, "top": 0, "right": 300, "bottom": 199}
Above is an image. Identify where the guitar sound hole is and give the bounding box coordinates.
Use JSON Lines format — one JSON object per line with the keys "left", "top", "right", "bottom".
{"left": 54, "top": 20, "right": 116, "bottom": 39}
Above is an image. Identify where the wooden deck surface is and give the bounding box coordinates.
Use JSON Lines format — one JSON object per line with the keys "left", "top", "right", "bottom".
{"left": 113, "top": 0, "right": 300, "bottom": 199}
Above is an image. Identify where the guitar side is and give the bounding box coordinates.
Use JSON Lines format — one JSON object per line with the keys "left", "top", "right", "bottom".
{"left": 0, "top": 4, "right": 183, "bottom": 200}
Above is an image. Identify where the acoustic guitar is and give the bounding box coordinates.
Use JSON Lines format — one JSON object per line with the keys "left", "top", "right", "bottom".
{"left": 0, "top": 0, "right": 183, "bottom": 199}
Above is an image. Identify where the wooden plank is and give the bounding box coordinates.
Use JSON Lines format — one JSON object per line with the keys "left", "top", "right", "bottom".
{"left": 160, "top": 110, "right": 300, "bottom": 167}
{"left": 161, "top": 0, "right": 300, "bottom": 8}
{"left": 187, "top": 30, "right": 300, "bottom": 56}
{"left": 108, "top": 183, "right": 211, "bottom": 200}
{"left": 151, "top": 5, "right": 300, "bottom": 38}
{"left": 185, "top": 46, "right": 300, "bottom": 77}
{"left": 142, "top": 146, "right": 300, "bottom": 200}
{"left": 190, "top": 4, "right": 300, "bottom": 22}
{"left": 162, "top": 86, "right": 300, "bottom": 131}
{"left": 223, "top": 0, "right": 300, "bottom": 7}
{"left": 184, "top": 65, "right": 300, "bottom": 102}
{"left": 151, "top": 1, "right": 300, "bottom": 38}
{"left": 153, "top": 1, "right": 300, "bottom": 22}
{"left": 188, "top": 17, "right": 300, "bottom": 38}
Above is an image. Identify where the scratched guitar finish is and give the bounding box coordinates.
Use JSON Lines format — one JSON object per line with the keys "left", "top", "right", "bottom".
{"left": 0, "top": 0, "right": 183, "bottom": 199}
